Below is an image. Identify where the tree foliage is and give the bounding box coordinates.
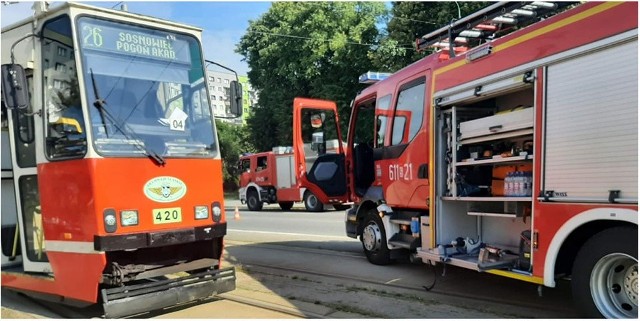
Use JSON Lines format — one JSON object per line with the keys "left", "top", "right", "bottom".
{"left": 235, "top": 2, "right": 492, "bottom": 155}
{"left": 370, "top": 2, "right": 490, "bottom": 72}
{"left": 237, "top": 2, "right": 386, "bottom": 151}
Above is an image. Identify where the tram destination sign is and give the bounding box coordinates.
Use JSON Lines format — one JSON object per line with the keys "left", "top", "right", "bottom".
{"left": 80, "top": 20, "right": 191, "bottom": 64}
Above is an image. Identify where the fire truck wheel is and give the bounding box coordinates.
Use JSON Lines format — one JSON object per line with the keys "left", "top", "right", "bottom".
{"left": 246, "top": 190, "right": 263, "bottom": 211}
{"left": 303, "top": 191, "right": 323, "bottom": 212}
{"left": 279, "top": 202, "right": 294, "bottom": 211}
{"left": 361, "top": 210, "right": 391, "bottom": 265}
{"left": 572, "top": 226, "right": 637, "bottom": 318}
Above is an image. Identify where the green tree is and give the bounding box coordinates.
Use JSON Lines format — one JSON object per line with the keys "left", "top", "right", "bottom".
{"left": 237, "top": 2, "right": 387, "bottom": 151}
{"left": 216, "top": 120, "right": 254, "bottom": 191}
{"left": 371, "top": 2, "right": 490, "bottom": 72}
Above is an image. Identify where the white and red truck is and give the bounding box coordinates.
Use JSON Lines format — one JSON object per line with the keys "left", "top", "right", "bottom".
{"left": 238, "top": 98, "right": 349, "bottom": 212}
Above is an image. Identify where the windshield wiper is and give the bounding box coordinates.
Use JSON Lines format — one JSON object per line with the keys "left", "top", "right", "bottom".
{"left": 90, "top": 69, "right": 109, "bottom": 138}
{"left": 89, "top": 69, "right": 166, "bottom": 166}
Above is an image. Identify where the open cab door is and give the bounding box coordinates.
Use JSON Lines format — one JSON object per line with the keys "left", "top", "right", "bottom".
{"left": 293, "top": 98, "right": 348, "bottom": 207}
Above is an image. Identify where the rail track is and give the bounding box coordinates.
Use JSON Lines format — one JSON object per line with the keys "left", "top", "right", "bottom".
{"left": 224, "top": 240, "right": 581, "bottom": 318}
{"left": 4, "top": 239, "right": 580, "bottom": 318}
{"left": 7, "top": 288, "right": 310, "bottom": 319}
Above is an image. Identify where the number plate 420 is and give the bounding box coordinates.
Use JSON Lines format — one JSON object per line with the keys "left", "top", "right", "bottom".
{"left": 153, "top": 207, "right": 182, "bottom": 224}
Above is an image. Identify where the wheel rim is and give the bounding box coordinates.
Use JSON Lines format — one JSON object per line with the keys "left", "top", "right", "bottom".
{"left": 248, "top": 194, "right": 257, "bottom": 208}
{"left": 307, "top": 194, "right": 318, "bottom": 209}
{"left": 362, "top": 221, "right": 382, "bottom": 252}
{"left": 590, "top": 253, "right": 638, "bottom": 318}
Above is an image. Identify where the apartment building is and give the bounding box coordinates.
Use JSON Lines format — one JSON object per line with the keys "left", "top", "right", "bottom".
{"left": 238, "top": 75, "right": 258, "bottom": 125}
{"left": 205, "top": 70, "right": 257, "bottom": 125}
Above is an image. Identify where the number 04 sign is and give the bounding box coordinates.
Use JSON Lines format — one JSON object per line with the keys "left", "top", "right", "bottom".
{"left": 168, "top": 108, "right": 188, "bottom": 131}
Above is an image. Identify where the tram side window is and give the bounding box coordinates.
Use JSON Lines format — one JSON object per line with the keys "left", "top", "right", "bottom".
{"left": 42, "top": 15, "right": 86, "bottom": 160}
{"left": 1, "top": 105, "right": 9, "bottom": 170}
{"left": 2, "top": 73, "right": 36, "bottom": 168}
{"left": 14, "top": 74, "right": 36, "bottom": 168}
{"left": 19, "top": 175, "right": 47, "bottom": 262}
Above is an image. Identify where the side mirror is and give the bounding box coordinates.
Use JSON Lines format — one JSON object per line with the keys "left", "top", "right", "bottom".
{"left": 310, "top": 114, "right": 324, "bottom": 128}
{"left": 1, "top": 64, "right": 30, "bottom": 110}
{"left": 311, "top": 132, "right": 326, "bottom": 155}
{"left": 229, "top": 81, "right": 243, "bottom": 117}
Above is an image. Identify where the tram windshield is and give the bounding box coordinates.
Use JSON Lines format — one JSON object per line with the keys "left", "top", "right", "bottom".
{"left": 77, "top": 17, "right": 217, "bottom": 158}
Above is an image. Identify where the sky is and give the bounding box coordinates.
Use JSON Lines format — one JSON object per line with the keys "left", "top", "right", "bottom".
{"left": 1, "top": 1, "right": 273, "bottom": 75}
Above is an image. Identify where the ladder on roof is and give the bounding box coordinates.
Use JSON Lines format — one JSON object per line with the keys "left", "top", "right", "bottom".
{"left": 416, "top": 2, "right": 578, "bottom": 57}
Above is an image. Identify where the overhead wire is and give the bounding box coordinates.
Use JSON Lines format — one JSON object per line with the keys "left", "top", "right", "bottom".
{"left": 247, "top": 30, "right": 416, "bottom": 51}
{"left": 388, "top": 15, "right": 439, "bottom": 25}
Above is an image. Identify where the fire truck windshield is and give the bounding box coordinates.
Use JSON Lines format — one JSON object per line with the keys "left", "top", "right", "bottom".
{"left": 77, "top": 17, "right": 217, "bottom": 158}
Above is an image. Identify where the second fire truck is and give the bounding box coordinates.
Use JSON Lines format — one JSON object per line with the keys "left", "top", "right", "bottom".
{"left": 238, "top": 98, "right": 349, "bottom": 212}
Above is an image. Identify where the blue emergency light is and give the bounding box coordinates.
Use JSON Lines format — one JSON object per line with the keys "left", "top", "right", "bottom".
{"left": 359, "top": 71, "right": 391, "bottom": 84}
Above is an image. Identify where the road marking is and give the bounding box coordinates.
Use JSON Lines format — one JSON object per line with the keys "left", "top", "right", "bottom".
{"left": 228, "top": 229, "right": 348, "bottom": 239}
{"left": 385, "top": 278, "right": 402, "bottom": 285}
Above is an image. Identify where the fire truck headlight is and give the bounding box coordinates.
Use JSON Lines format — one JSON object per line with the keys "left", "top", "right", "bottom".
{"left": 211, "top": 202, "right": 222, "bottom": 223}
{"left": 120, "top": 210, "right": 139, "bottom": 226}
{"left": 195, "top": 206, "right": 209, "bottom": 220}
{"left": 103, "top": 209, "right": 117, "bottom": 233}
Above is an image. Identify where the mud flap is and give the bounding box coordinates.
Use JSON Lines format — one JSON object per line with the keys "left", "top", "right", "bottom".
{"left": 101, "top": 267, "right": 236, "bottom": 318}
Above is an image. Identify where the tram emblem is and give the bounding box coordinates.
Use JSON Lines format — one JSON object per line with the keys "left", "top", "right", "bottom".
{"left": 144, "top": 176, "right": 187, "bottom": 203}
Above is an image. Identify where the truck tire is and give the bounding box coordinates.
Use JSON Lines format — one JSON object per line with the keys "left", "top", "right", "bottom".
{"left": 279, "top": 202, "right": 294, "bottom": 211}
{"left": 303, "top": 191, "right": 323, "bottom": 212}
{"left": 572, "top": 226, "right": 637, "bottom": 318}
{"left": 361, "top": 209, "right": 391, "bottom": 265}
{"left": 246, "top": 190, "right": 263, "bottom": 211}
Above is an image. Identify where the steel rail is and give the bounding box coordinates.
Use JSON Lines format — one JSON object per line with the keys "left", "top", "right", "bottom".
{"left": 226, "top": 241, "right": 578, "bottom": 316}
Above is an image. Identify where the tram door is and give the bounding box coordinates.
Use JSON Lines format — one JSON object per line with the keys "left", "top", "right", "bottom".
{"left": 1, "top": 106, "right": 20, "bottom": 267}
{"left": 1, "top": 64, "right": 52, "bottom": 273}
{"left": 6, "top": 14, "right": 84, "bottom": 274}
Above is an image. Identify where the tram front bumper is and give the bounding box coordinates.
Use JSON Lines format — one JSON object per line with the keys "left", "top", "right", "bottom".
{"left": 101, "top": 266, "right": 235, "bottom": 318}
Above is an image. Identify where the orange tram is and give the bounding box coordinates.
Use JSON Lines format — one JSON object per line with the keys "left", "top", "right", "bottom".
{"left": 1, "top": 2, "right": 240, "bottom": 317}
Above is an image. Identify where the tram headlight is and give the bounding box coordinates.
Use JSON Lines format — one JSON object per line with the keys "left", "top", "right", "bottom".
{"left": 195, "top": 206, "right": 209, "bottom": 220}
{"left": 211, "top": 202, "right": 222, "bottom": 223}
{"left": 120, "top": 210, "right": 139, "bottom": 226}
{"left": 103, "top": 209, "right": 117, "bottom": 233}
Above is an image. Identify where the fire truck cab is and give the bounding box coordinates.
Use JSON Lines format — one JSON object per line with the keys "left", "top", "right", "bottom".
{"left": 315, "top": 2, "right": 638, "bottom": 318}
{"left": 239, "top": 98, "right": 349, "bottom": 212}
{"left": 1, "top": 2, "right": 240, "bottom": 317}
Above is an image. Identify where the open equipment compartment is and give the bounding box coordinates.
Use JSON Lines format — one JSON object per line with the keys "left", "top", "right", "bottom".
{"left": 424, "top": 70, "right": 536, "bottom": 273}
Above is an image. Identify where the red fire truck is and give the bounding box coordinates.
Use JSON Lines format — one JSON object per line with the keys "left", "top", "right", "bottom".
{"left": 238, "top": 98, "right": 349, "bottom": 212}
{"left": 1, "top": 2, "right": 241, "bottom": 317}
{"left": 304, "top": 2, "right": 638, "bottom": 318}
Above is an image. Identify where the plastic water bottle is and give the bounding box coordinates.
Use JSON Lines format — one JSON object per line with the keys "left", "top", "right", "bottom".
{"left": 505, "top": 172, "right": 513, "bottom": 197}
{"left": 514, "top": 171, "right": 522, "bottom": 197}
{"left": 517, "top": 171, "right": 525, "bottom": 197}
{"left": 524, "top": 171, "right": 532, "bottom": 196}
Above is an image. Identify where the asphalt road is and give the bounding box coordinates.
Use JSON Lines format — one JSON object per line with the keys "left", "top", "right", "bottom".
{"left": 224, "top": 199, "right": 581, "bottom": 318}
